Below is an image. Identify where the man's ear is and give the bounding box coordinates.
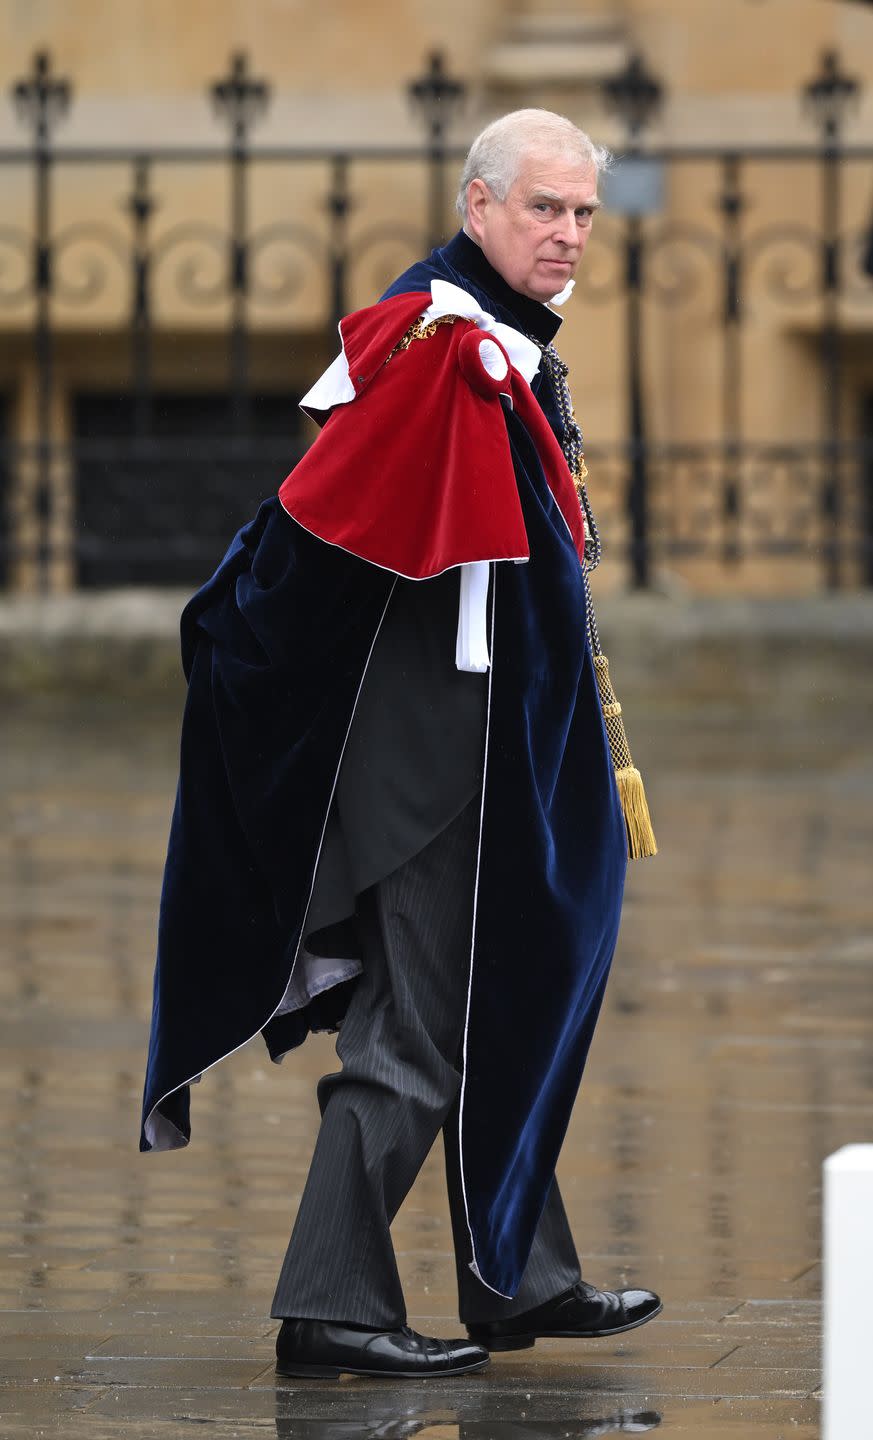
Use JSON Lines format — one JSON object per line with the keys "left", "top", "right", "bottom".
{"left": 465, "top": 179, "right": 491, "bottom": 242}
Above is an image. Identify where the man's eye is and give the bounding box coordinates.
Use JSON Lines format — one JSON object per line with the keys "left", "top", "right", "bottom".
{"left": 533, "top": 202, "right": 553, "bottom": 214}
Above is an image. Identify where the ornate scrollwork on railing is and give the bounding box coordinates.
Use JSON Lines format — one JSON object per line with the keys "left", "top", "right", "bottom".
{"left": 745, "top": 447, "right": 820, "bottom": 544}
{"left": 247, "top": 222, "right": 325, "bottom": 306}
{"left": 637, "top": 445, "right": 841, "bottom": 558}
{"left": 573, "top": 222, "right": 624, "bottom": 306}
{"left": 644, "top": 222, "right": 722, "bottom": 313}
{"left": 52, "top": 221, "right": 128, "bottom": 307}
{"left": 649, "top": 451, "right": 722, "bottom": 549}
{"left": 743, "top": 224, "right": 821, "bottom": 306}
{"left": 150, "top": 222, "right": 228, "bottom": 307}
{"left": 0, "top": 226, "right": 33, "bottom": 308}
{"left": 345, "top": 221, "right": 429, "bottom": 305}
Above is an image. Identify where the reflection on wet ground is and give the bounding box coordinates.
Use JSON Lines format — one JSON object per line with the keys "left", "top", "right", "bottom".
{"left": 1, "top": 622, "right": 871, "bottom": 1437}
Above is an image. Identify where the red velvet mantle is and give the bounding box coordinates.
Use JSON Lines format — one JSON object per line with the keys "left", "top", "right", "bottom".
{"left": 277, "top": 290, "right": 586, "bottom": 579}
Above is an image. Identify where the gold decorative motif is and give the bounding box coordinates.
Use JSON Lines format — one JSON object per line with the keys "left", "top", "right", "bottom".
{"left": 387, "top": 312, "right": 466, "bottom": 361}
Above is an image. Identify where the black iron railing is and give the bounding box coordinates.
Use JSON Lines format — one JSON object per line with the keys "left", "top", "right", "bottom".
{"left": 1, "top": 48, "right": 872, "bottom": 591}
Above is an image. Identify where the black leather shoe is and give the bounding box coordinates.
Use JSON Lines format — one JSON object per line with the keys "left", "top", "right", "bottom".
{"left": 276, "top": 1317, "right": 491, "bottom": 1378}
{"left": 466, "top": 1280, "right": 662, "bottom": 1351}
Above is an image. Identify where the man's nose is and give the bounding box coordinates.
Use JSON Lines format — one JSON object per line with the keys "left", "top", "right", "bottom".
{"left": 551, "top": 211, "right": 579, "bottom": 247}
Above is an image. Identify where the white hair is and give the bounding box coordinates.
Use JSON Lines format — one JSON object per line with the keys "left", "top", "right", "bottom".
{"left": 456, "top": 108, "right": 611, "bottom": 221}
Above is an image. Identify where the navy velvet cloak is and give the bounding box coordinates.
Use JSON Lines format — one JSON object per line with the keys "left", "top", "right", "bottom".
{"left": 140, "top": 232, "right": 628, "bottom": 1298}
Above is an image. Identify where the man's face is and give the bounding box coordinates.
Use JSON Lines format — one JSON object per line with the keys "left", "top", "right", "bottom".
{"left": 466, "top": 150, "right": 600, "bottom": 302}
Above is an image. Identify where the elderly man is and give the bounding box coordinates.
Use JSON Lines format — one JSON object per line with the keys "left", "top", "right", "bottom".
{"left": 140, "top": 108, "right": 661, "bottom": 1380}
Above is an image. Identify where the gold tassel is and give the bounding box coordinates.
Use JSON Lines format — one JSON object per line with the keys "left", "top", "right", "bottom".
{"left": 591, "top": 653, "right": 658, "bottom": 859}
{"left": 614, "top": 764, "right": 658, "bottom": 860}
{"left": 565, "top": 444, "right": 657, "bottom": 858}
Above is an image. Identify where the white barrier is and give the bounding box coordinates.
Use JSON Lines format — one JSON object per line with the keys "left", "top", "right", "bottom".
{"left": 823, "top": 1144, "right": 873, "bottom": 1439}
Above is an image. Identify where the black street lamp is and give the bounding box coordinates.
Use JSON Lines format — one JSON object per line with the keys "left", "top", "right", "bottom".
{"left": 209, "top": 52, "right": 271, "bottom": 434}
{"left": 801, "top": 50, "right": 862, "bottom": 590}
{"left": 601, "top": 52, "right": 665, "bottom": 589}
{"left": 602, "top": 52, "right": 663, "bottom": 145}
{"left": 11, "top": 50, "right": 71, "bottom": 147}
{"left": 408, "top": 50, "right": 465, "bottom": 146}
{"left": 10, "top": 51, "right": 72, "bottom": 591}
{"left": 210, "top": 50, "right": 270, "bottom": 150}
{"left": 803, "top": 48, "right": 860, "bottom": 145}
{"left": 408, "top": 51, "right": 466, "bottom": 248}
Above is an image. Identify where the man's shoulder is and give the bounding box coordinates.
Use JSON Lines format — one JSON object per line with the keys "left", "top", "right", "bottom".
{"left": 380, "top": 257, "right": 440, "bottom": 304}
{"left": 380, "top": 251, "right": 506, "bottom": 335}
{"left": 378, "top": 236, "right": 492, "bottom": 313}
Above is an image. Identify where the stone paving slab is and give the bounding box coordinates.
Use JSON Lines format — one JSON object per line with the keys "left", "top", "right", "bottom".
{"left": 2, "top": 634, "right": 871, "bottom": 1435}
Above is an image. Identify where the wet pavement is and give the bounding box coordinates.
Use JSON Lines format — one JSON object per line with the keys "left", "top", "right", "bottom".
{"left": 2, "top": 613, "right": 872, "bottom": 1438}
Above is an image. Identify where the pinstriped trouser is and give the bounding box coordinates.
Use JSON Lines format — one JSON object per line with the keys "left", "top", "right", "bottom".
{"left": 270, "top": 794, "right": 581, "bottom": 1328}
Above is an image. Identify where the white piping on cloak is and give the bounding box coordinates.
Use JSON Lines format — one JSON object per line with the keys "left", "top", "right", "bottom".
{"left": 142, "top": 573, "right": 400, "bottom": 1151}
{"left": 457, "top": 562, "right": 515, "bottom": 1299}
